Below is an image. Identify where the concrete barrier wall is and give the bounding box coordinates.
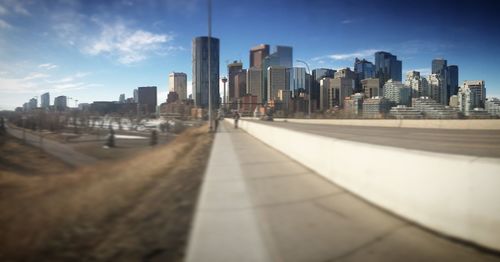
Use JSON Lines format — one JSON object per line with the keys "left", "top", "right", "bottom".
{"left": 271, "top": 118, "right": 500, "bottom": 130}
{"left": 231, "top": 118, "right": 500, "bottom": 251}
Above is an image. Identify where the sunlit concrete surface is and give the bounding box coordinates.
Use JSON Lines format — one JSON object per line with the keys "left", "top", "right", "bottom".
{"left": 252, "top": 120, "right": 500, "bottom": 158}
{"left": 186, "top": 120, "right": 500, "bottom": 262}
{"left": 272, "top": 118, "right": 500, "bottom": 130}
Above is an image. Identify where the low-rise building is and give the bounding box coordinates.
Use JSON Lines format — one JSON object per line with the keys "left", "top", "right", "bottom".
{"left": 383, "top": 79, "right": 411, "bottom": 106}
{"left": 362, "top": 96, "right": 391, "bottom": 118}
{"left": 486, "top": 97, "right": 500, "bottom": 117}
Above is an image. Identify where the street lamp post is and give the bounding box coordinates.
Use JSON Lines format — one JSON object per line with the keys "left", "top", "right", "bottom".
{"left": 222, "top": 76, "right": 228, "bottom": 112}
{"left": 296, "top": 60, "right": 311, "bottom": 118}
{"left": 207, "top": 0, "right": 213, "bottom": 132}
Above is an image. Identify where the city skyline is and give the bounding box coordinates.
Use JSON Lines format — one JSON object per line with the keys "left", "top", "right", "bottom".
{"left": 1, "top": 0, "right": 499, "bottom": 110}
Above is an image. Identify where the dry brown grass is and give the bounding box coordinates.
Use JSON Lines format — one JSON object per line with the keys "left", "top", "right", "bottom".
{"left": 0, "top": 125, "right": 213, "bottom": 261}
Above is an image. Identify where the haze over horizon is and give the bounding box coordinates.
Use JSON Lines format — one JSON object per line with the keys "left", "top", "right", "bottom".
{"left": 1, "top": 0, "right": 499, "bottom": 110}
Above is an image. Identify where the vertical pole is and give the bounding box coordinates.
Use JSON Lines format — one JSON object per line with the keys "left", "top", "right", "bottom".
{"left": 207, "top": 0, "right": 213, "bottom": 132}
{"left": 22, "top": 118, "right": 26, "bottom": 144}
{"left": 308, "top": 65, "right": 311, "bottom": 118}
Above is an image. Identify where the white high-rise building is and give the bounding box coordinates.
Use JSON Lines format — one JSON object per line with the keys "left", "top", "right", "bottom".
{"left": 133, "top": 89, "right": 138, "bottom": 103}
{"left": 169, "top": 72, "right": 188, "bottom": 101}
{"left": 383, "top": 79, "right": 411, "bottom": 106}
{"left": 459, "top": 80, "right": 486, "bottom": 115}
{"left": 428, "top": 74, "right": 446, "bottom": 105}
{"left": 319, "top": 77, "right": 332, "bottom": 111}
{"left": 119, "top": 94, "right": 125, "bottom": 103}
{"left": 405, "top": 71, "right": 429, "bottom": 97}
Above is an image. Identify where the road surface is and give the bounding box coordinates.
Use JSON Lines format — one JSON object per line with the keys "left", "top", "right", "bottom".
{"left": 6, "top": 124, "right": 97, "bottom": 167}
{"left": 250, "top": 120, "right": 500, "bottom": 158}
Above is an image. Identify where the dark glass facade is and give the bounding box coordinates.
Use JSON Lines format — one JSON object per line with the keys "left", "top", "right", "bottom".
{"left": 448, "top": 65, "right": 459, "bottom": 97}
{"left": 192, "top": 36, "right": 220, "bottom": 109}
{"left": 354, "top": 58, "right": 375, "bottom": 80}
{"left": 432, "top": 59, "right": 447, "bottom": 74}
{"left": 138, "top": 86, "right": 157, "bottom": 114}
{"left": 375, "top": 51, "right": 402, "bottom": 85}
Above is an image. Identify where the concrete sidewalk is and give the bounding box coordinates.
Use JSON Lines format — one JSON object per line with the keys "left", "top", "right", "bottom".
{"left": 186, "top": 120, "right": 499, "bottom": 262}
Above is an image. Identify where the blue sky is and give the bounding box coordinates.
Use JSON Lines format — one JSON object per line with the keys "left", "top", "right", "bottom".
{"left": 0, "top": 0, "right": 499, "bottom": 110}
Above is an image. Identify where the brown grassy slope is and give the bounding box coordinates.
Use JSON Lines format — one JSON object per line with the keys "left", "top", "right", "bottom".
{"left": 0, "top": 125, "right": 213, "bottom": 262}
{"left": 0, "top": 135, "right": 72, "bottom": 176}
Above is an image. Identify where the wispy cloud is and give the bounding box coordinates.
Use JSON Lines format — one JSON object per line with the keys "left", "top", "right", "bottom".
{"left": 0, "top": 18, "right": 11, "bottom": 29}
{"left": 0, "top": 5, "right": 7, "bottom": 15}
{"left": 48, "top": 72, "right": 90, "bottom": 84}
{"left": 341, "top": 19, "right": 353, "bottom": 24}
{"left": 313, "top": 49, "right": 379, "bottom": 61}
{"left": 0, "top": 0, "right": 30, "bottom": 16}
{"left": 22, "top": 72, "right": 50, "bottom": 81}
{"left": 38, "top": 63, "right": 58, "bottom": 70}
{"left": 84, "top": 22, "right": 174, "bottom": 64}
{"left": 0, "top": 69, "right": 96, "bottom": 95}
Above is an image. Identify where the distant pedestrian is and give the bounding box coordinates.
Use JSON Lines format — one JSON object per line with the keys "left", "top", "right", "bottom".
{"left": 233, "top": 111, "right": 240, "bottom": 129}
{"left": 150, "top": 130, "right": 158, "bottom": 146}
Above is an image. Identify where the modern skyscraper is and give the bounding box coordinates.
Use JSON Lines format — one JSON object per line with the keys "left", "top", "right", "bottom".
{"left": 235, "top": 69, "right": 247, "bottom": 98}
{"left": 138, "top": 86, "right": 157, "bottom": 114}
{"left": 447, "top": 65, "right": 459, "bottom": 97}
{"left": 312, "top": 68, "right": 336, "bottom": 109}
{"left": 274, "top": 45, "right": 293, "bottom": 68}
{"left": 375, "top": 51, "right": 402, "bottom": 85}
{"left": 267, "top": 66, "right": 288, "bottom": 102}
{"left": 192, "top": 36, "right": 220, "bottom": 109}
{"left": 54, "top": 96, "right": 67, "bottom": 111}
{"left": 432, "top": 58, "right": 459, "bottom": 104}
{"left": 405, "top": 71, "right": 429, "bottom": 97}
{"left": 169, "top": 72, "right": 188, "bottom": 101}
{"left": 227, "top": 60, "right": 243, "bottom": 103}
{"left": 133, "top": 89, "right": 139, "bottom": 103}
{"left": 428, "top": 74, "right": 446, "bottom": 105}
{"left": 247, "top": 67, "right": 263, "bottom": 104}
{"left": 459, "top": 80, "right": 486, "bottom": 111}
{"left": 329, "top": 77, "right": 354, "bottom": 108}
{"left": 260, "top": 44, "right": 293, "bottom": 103}
{"left": 41, "top": 92, "right": 50, "bottom": 108}
{"left": 319, "top": 77, "right": 333, "bottom": 111}
{"left": 119, "top": 94, "right": 125, "bottom": 103}
{"left": 354, "top": 58, "right": 375, "bottom": 80}
{"left": 432, "top": 58, "right": 447, "bottom": 75}
{"left": 249, "top": 44, "right": 270, "bottom": 69}
{"left": 290, "top": 67, "right": 306, "bottom": 97}
{"left": 28, "top": 98, "right": 37, "bottom": 110}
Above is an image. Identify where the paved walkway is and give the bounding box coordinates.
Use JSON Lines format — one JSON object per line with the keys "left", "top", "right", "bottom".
{"left": 6, "top": 124, "right": 97, "bottom": 167}
{"left": 186, "top": 120, "right": 499, "bottom": 262}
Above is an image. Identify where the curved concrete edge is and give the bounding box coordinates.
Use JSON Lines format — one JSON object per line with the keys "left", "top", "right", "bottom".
{"left": 234, "top": 118, "right": 500, "bottom": 251}
{"left": 268, "top": 118, "right": 500, "bottom": 130}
